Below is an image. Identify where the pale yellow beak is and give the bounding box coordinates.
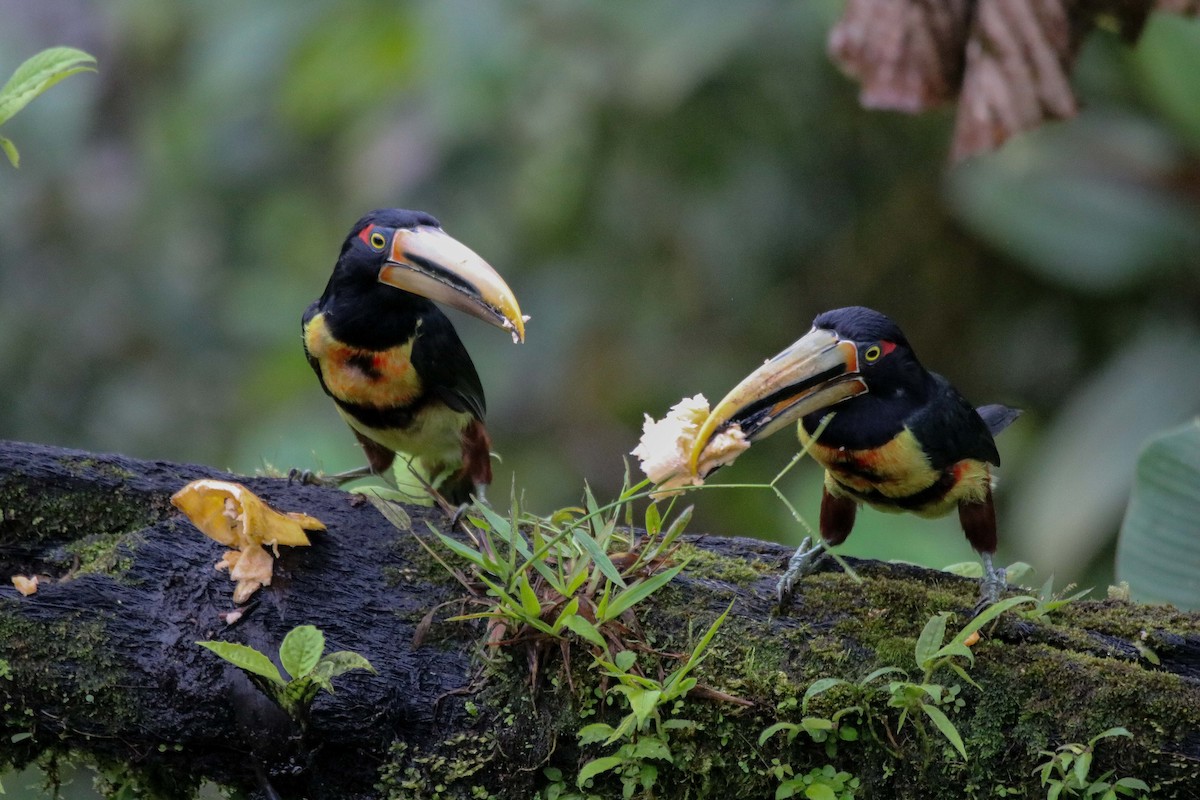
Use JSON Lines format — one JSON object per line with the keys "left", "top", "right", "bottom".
{"left": 378, "top": 226, "right": 527, "bottom": 343}
{"left": 688, "top": 328, "right": 867, "bottom": 475}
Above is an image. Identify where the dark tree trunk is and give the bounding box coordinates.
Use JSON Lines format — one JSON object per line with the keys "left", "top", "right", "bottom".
{"left": 1, "top": 440, "right": 1198, "bottom": 799}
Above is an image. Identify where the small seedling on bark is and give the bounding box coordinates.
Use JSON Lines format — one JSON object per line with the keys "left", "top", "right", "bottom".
{"left": 197, "top": 624, "right": 375, "bottom": 728}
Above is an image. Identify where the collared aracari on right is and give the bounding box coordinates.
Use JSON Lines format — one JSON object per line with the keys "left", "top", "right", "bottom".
{"left": 689, "top": 306, "right": 1021, "bottom": 609}
{"left": 302, "top": 209, "right": 526, "bottom": 505}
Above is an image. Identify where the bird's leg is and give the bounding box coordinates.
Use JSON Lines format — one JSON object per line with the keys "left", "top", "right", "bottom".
{"left": 958, "top": 487, "right": 1006, "bottom": 613}
{"left": 976, "top": 552, "right": 1007, "bottom": 613}
{"left": 445, "top": 421, "right": 494, "bottom": 524}
{"left": 776, "top": 486, "right": 856, "bottom": 607}
{"left": 356, "top": 431, "right": 399, "bottom": 478}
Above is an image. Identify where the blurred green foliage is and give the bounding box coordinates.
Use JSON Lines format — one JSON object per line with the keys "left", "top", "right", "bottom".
{"left": 1, "top": 1, "right": 1198, "bottom": 598}
{"left": 1117, "top": 419, "right": 1200, "bottom": 609}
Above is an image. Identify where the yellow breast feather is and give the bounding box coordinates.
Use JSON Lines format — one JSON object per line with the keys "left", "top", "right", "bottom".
{"left": 305, "top": 313, "right": 423, "bottom": 408}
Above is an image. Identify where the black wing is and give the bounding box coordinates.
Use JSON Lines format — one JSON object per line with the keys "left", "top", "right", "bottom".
{"left": 409, "top": 307, "right": 487, "bottom": 422}
{"left": 910, "top": 373, "right": 1003, "bottom": 469}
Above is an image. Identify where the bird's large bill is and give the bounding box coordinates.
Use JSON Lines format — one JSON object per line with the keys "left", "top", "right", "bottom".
{"left": 378, "top": 226, "right": 527, "bottom": 343}
{"left": 688, "top": 327, "right": 868, "bottom": 476}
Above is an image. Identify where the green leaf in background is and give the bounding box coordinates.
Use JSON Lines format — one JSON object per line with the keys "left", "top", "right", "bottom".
{"left": 1007, "top": 326, "right": 1200, "bottom": 578}
{"left": 1116, "top": 419, "right": 1200, "bottom": 609}
{"left": 279, "top": 624, "right": 325, "bottom": 680}
{"left": 196, "top": 640, "right": 285, "bottom": 686}
{"left": 1132, "top": 15, "right": 1200, "bottom": 153}
{"left": 0, "top": 46, "right": 96, "bottom": 166}
{"left": 946, "top": 118, "right": 1200, "bottom": 292}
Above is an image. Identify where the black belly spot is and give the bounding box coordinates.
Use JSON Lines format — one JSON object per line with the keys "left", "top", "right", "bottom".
{"left": 346, "top": 353, "right": 382, "bottom": 380}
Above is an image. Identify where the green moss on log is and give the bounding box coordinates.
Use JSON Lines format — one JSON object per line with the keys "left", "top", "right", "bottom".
{"left": 371, "top": 558, "right": 1200, "bottom": 799}
{"left": 0, "top": 478, "right": 166, "bottom": 548}
{"left": 62, "top": 531, "right": 139, "bottom": 579}
{"left": 0, "top": 607, "right": 139, "bottom": 773}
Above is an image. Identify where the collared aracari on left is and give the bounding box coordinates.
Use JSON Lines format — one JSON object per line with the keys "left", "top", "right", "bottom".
{"left": 301, "top": 209, "right": 526, "bottom": 505}
{"left": 689, "top": 306, "right": 1020, "bottom": 610}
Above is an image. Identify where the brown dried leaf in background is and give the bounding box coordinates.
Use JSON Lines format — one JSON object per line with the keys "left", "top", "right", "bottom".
{"left": 1155, "top": 0, "right": 1200, "bottom": 18}
{"left": 952, "top": 0, "right": 1078, "bottom": 161}
{"left": 828, "top": 0, "right": 972, "bottom": 112}
{"left": 829, "top": 0, "right": 1198, "bottom": 160}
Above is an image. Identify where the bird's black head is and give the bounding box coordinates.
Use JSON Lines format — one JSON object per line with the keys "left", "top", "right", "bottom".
{"left": 812, "top": 306, "right": 908, "bottom": 350}
{"left": 317, "top": 207, "right": 526, "bottom": 345}
{"left": 337, "top": 208, "right": 442, "bottom": 266}
{"left": 812, "top": 306, "right": 926, "bottom": 398}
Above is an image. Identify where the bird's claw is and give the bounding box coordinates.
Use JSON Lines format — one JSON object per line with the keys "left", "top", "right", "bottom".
{"left": 287, "top": 468, "right": 327, "bottom": 486}
{"left": 450, "top": 502, "right": 473, "bottom": 527}
{"left": 448, "top": 485, "right": 491, "bottom": 527}
{"left": 776, "top": 537, "right": 827, "bottom": 608}
{"left": 973, "top": 555, "right": 1008, "bottom": 616}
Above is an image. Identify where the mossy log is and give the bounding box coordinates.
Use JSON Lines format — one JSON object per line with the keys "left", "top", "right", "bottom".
{"left": 1, "top": 439, "right": 1199, "bottom": 799}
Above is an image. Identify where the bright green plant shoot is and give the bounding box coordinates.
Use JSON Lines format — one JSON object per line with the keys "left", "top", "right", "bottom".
{"left": 197, "top": 624, "right": 375, "bottom": 727}
{"left": 0, "top": 47, "right": 96, "bottom": 167}
{"left": 574, "top": 604, "right": 732, "bottom": 798}
{"left": 400, "top": 470, "right": 694, "bottom": 660}
{"left": 1034, "top": 727, "right": 1151, "bottom": 800}
{"left": 796, "top": 595, "right": 1036, "bottom": 763}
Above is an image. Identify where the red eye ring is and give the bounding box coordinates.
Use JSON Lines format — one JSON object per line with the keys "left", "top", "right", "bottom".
{"left": 357, "top": 225, "right": 388, "bottom": 250}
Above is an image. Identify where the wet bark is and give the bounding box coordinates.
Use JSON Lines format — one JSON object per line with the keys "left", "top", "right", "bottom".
{"left": 1, "top": 440, "right": 1198, "bottom": 799}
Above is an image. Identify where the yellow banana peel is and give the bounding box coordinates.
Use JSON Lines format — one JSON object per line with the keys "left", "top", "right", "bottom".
{"left": 172, "top": 479, "right": 325, "bottom": 603}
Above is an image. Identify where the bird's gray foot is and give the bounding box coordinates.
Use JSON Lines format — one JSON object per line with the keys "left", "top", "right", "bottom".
{"left": 287, "top": 466, "right": 374, "bottom": 488}
{"left": 287, "top": 467, "right": 325, "bottom": 486}
{"left": 974, "top": 552, "right": 1008, "bottom": 615}
{"left": 776, "top": 537, "right": 827, "bottom": 607}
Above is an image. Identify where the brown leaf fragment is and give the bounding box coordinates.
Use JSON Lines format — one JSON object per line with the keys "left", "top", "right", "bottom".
{"left": 685, "top": 683, "right": 756, "bottom": 708}
{"left": 171, "top": 479, "right": 325, "bottom": 603}
{"left": 951, "top": 0, "right": 1079, "bottom": 161}
{"left": 1155, "top": 0, "right": 1200, "bottom": 17}
{"left": 828, "top": 0, "right": 972, "bottom": 112}
{"left": 11, "top": 575, "right": 38, "bottom": 596}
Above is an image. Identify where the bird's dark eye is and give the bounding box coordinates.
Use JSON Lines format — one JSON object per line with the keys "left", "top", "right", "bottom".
{"left": 369, "top": 232, "right": 388, "bottom": 250}
{"left": 864, "top": 345, "right": 882, "bottom": 363}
